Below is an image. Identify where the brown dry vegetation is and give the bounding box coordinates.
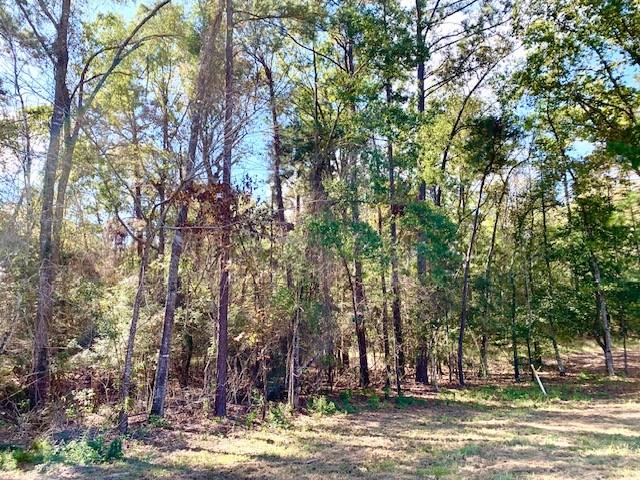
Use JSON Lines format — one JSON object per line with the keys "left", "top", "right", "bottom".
{"left": 2, "top": 344, "right": 640, "bottom": 480}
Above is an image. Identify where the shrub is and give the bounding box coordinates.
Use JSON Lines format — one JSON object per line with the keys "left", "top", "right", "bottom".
{"left": 307, "top": 395, "right": 337, "bottom": 416}
{"left": 148, "top": 414, "right": 172, "bottom": 429}
{"left": 367, "top": 394, "right": 381, "bottom": 410}
{"left": 0, "top": 450, "right": 18, "bottom": 471}
{"left": 61, "top": 440, "right": 102, "bottom": 465}
{"left": 265, "top": 403, "right": 292, "bottom": 428}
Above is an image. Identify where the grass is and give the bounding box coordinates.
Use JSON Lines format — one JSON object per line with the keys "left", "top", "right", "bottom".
{"left": 3, "top": 346, "right": 639, "bottom": 479}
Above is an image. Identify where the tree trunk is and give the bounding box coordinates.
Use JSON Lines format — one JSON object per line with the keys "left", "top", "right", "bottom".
{"left": 118, "top": 237, "right": 150, "bottom": 433}
{"left": 386, "top": 83, "right": 404, "bottom": 382}
{"left": 479, "top": 334, "right": 489, "bottom": 379}
{"left": 541, "top": 188, "right": 566, "bottom": 375}
{"left": 214, "top": 0, "right": 234, "bottom": 417}
{"left": 510, "top": 268, "right": 520, "bottom": 383}
{"left": 150, "top": 200, "right": 190, "bottom": 416}
{"left": 590, "top": 255, "right": 615, "bottom": 376}
{"left": 415, "top": 347, "right": 428, "bottom": 384}
{"left": 354, "top": 257, "right": 369, "bottom": 388}
{"left": 150, "top": 0, "right": 223, "bottom": 417}
{"left": 287, "top": 286, "right": 302, "bottom": 408}
{"left": 457, "top": 168, "right": 489, "bottom": 386}
{"left": 30, "top": 0, "right": 71, "bottom": 409}
{"left": 377, "top": 207, "right": 392, "bottom": 392}
{"left": 262, "top": 61, "right": 286, "bottom": 225}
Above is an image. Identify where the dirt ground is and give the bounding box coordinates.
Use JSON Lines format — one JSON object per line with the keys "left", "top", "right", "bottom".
{"left": 2, "top": 345, "right": 639, "bottom": 479}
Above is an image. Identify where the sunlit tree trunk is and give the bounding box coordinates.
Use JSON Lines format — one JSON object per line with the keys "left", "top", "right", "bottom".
{"left": 118, "top": 235, "right": 151, "bottom": 433}
{"left": 214, "top": 0, "right": 234, "bottom": 417}
{"left": 386, "top": 83, "right": 405, "bottom": 384}
{"left": 30, "top": 0, "right": 71, "bottom": 409}
{"left": 457, "top": 166, "right": 490, "bottom": 386}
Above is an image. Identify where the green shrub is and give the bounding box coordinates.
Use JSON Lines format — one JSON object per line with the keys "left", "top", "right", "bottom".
{"left": 0, "top": 435, "right": 123, "bottom": 470}
{"left": 266, "top": 403, "right": 292, "bottom": 428}
{"left": 30, "top": 437, "right": 56, "bottom": 463}
{"left": 339, "top": 389, "right": 353, "bottom": 403}
{"left": 0, "top": 450, "right": 18, "bottom": 471}
{"left": 307, "top": 395, "right": 337, "bottom": 416}
{"left": 148, "top": 414, "right": 172, "bottom": 429}
{"left": 61, "top": 440, "right": 101, "bottom": 465}
{"left": 105, "top": 438, "right": 124, "bottom": 461}
{"left": 367, "top": 394, "right": 381, "bottom": 410}
{"left": 245, "top": 410, "right": 258, "bottom": 428}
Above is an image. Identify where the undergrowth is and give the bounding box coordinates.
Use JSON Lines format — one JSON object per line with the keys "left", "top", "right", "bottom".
{"left": 0, "top": 435, "right": 123, "bottom": 472}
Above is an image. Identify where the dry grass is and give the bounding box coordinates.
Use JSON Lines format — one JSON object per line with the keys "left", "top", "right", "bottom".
{"left": 2, "top": 343, "right": 639, "bottom": 480}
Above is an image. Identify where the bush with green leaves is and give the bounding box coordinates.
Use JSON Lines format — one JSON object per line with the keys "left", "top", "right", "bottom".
{"left": 0, "top": 436, "right": 123, "bottom": 471}
{"left": 307, "top": 395, "right": 337, "bottom": 416}
{"left": 0, "top": 450, "right": 18, "bottom": 471}
{"left": 367, "top": 394, "right": 381, "bottom": 409}
{"left": 266, "top": 403, "right": 292, "bottom": 428}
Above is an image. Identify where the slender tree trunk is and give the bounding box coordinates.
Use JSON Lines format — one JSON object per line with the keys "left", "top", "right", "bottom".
{"left": 150, "top": 0, "right": 223, "bottom": 417}
{"left": 262, "top": 62, "right": 286, "bottom": 225}
{"left": 457, "top": 168, "right": 490, "bottom": 386}
{"left": 150, "top": 200, "right": 190, "bottom": 416}
{"left": 479, "top": 334, "right": 489, "bottom": 379}
{"left": 51, "top": 120, "right": 77, "bottom": 265}
{"left": 386, "top": 83, "right": 404, "bottom": 382}
{"left": 288, "top": 286, "right": 302, "bottom": 408}
{"left": 510, "top": 267, "right": 520, "bottom": 382}
{"left": 622, "top": 317, "right": 629, "bottom": 376}
{"left": 118, "top": 238, "right": 150, "bottom": 433}
{"left": 377, "top": 207, "right": 392, "bottom": 391}
{"left": 541, "top": 189, "right": 566, "bottom": 375}
{"left": 590, "top": 255, "right": 615, "bottom": 376}
{"left": 214, "top": 0, "right": 234, "bottom": 417}
{"left": 353, "top": 256, "right": 369, "bottom": 388}
{"left": 30, "top": 0, "right": 71, "bottom": 409}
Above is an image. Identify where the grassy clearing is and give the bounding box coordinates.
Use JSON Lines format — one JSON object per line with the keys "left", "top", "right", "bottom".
{"left": 2, "top": 347, "right": 640, "bottom": 479}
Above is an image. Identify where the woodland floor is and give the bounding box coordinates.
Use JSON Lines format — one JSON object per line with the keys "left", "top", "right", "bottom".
{"left": 2, "top": 343, "right": 640, "bottom": 480}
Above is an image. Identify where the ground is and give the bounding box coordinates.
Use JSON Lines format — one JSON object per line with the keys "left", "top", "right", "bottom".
{"left": 2, "top": 344, "right": 639, "bottom": 479}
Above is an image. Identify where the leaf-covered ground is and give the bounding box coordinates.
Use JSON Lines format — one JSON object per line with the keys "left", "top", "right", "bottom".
{"left": 3, "top": 346, "right": 640, "bottom": 480}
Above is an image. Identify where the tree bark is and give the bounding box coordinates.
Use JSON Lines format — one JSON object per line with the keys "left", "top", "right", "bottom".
{"left": 377, "top": 207, "right": 393, "bottom": 391}
{"left": 150, "top": 0, "right": 223, "bottom": 417}
{"left": 214, "top": 0, "right": 234, "bottom": 417}
{"left": 589, "top": 255, "right": 615, "bottom": 376}
{"left": 262, "top": 61, "right": 286, "bottom": 225}
{"left": 118, "top": 237, "right": 150, "bottom": 433}
{"left": 509, "top": 266, "right": 520, "bottom": 382}
{"left": 386, "top": 83, "right": 404, "bottom": 382}
{"left": 457, "top": 167, "right": 490, "bottom": 386}
{"left": 30, "top": 0, "right": 71, "bottom": 409}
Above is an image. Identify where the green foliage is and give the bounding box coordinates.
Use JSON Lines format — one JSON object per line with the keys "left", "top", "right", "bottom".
{"left": 0, "top": 436, "right": 124, "bottom": 470}
{"left": 0, "top": 450, "right": 18, "bottom": 471}
{"left": 394, "top": 395, "right": 426, "bottom": 408}
{"left": 148, "top": 415, "right": 172, "bottom": 429}
{"left": 367, "top": 394, "right": 381, "bottom": 410}
{"left": 265, "top": 403, "right": 292, "bottom": 428}
{"left": 307, "top": 395, "right": 338, "bottom": 416}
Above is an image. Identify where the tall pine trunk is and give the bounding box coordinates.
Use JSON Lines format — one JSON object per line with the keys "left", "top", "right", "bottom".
{"left": 386, "top": 83, "right": 404, "bottom": 382}
{"left": 214, "top": 0, "right": 234, "bottom": 417}
{"left": 377, "top": 207, "right": 393, "bottom": 391}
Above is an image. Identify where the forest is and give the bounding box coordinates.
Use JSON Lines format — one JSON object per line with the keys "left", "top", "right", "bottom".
{"left": 0, "top": 0, "right": 639, "bottom": 478}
